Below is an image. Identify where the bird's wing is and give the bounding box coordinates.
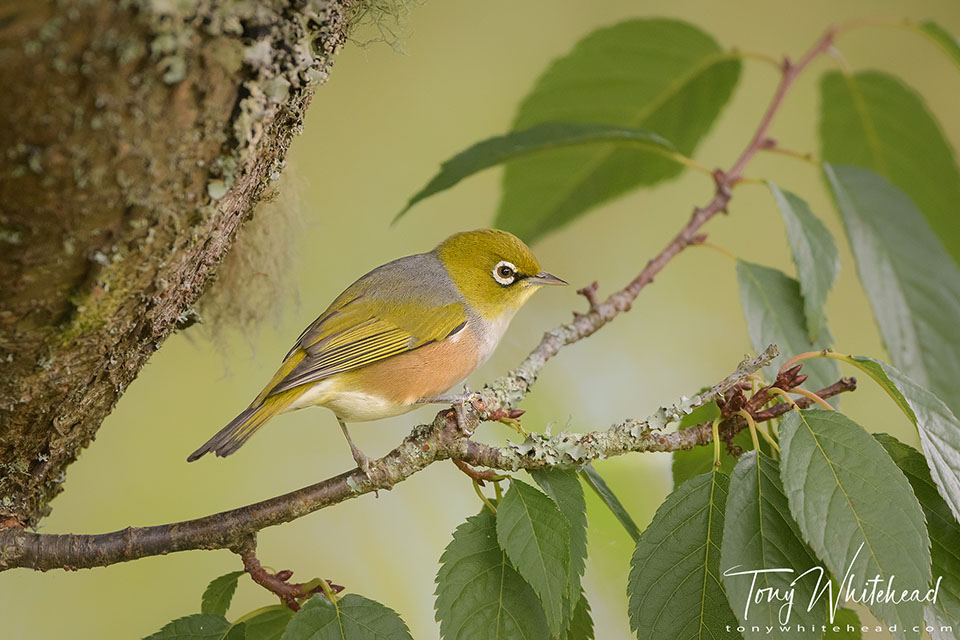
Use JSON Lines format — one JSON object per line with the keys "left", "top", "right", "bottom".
{"left": 261, "top": 293, "right": 468, "bottom": 398}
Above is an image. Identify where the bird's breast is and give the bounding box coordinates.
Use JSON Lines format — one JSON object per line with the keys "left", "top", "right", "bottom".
{"left": 307, "top": 321, "right": 489, "bottom": 422}
{"left": 469, "top": 310, "right": 515, "bottom": 367}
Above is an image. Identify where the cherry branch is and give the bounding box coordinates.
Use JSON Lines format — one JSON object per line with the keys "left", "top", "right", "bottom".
{"left": 0, "top": 352, "right": 857, "bottom": 572}
{"left": 477, "top": 27, "right": 836, "bottom": 414}
{"left": 0, "top": 26, "right": 840, "bottom": 575}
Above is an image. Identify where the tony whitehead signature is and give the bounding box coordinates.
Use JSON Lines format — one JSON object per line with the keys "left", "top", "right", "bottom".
{"left": 722, "top": 542, "right": 942, "bottom": 625}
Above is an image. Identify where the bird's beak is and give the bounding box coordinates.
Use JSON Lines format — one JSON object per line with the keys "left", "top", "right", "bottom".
{"left": 531, "top": 271, "right": 568, "bottom": 286}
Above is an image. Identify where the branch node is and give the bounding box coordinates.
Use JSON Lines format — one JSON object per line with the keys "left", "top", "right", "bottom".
{"left": 576, "top": 281, "right": 601, "bottom": 313}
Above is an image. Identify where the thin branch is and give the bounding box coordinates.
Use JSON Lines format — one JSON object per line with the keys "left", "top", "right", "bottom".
{"left": 0, "top": 356, "right": 857, "bottom": 572}
{"left": 0, "top": 26, "right": 842, "bottom": 574}
{"left": 236, "top": 535, "right": 342, "bottom": 611}
{"left": 477, "top": 27, "right": 836, "bottom": 414}
{"left": 452, "top": 459, "right": 506, "bottom": 485}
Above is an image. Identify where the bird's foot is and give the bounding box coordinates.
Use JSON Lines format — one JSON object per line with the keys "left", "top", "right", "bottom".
{"left": 422, "top": 392, "right": 484, "bottom": 432}
{"left": 337, "top": 418, "right": 373, "bottom": 478}
{"left": 350, "top": 445, "right": 373, "bottom": 478}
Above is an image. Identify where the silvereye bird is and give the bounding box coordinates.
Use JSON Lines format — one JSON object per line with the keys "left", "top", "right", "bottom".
{"left": 187, "top": 229, "right": 566, "bottom": 472}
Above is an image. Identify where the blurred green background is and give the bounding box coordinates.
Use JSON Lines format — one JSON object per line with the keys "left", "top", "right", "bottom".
{"left": 3, "top": 1, "right": 959, "bottom": 638}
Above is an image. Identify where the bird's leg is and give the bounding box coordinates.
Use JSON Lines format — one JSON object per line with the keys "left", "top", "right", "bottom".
{"left": 337, "top": 417, "right": 371, "bottom": 476}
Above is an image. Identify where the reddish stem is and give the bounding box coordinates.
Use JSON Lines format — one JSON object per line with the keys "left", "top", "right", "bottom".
{"left": 237, "top": 537, "right": 343, "bottom": 612}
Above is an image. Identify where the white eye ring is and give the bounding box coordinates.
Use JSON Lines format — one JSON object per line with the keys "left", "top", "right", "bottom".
{"left": 492, "top": 260, "right": 517, "bottom": 285}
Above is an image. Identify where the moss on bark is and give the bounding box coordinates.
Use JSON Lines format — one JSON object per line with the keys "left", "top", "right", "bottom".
{"left": 0, "top": 0, "right": 349, "bottom": 526}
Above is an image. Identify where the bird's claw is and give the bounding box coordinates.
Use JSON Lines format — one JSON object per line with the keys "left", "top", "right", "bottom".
{"left": 349, "top": 446, "right": 372, "bottom": 478}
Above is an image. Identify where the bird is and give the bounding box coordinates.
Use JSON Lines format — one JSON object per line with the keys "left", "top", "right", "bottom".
{"left": 187, "top": 228, "right": 566, "bottom": 473}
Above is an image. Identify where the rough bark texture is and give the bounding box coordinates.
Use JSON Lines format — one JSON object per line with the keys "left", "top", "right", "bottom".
{"left": 0, "top": 0, "right": 349, "bottom": 526}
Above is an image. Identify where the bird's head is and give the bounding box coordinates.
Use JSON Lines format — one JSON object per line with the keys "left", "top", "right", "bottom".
{"left": 435, "top": 229, "right": 566, "bottom": 320}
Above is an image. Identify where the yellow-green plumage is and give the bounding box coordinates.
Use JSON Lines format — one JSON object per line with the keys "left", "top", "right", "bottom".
{"left": 187, "top": 229, "right": 564, "bottom": 464}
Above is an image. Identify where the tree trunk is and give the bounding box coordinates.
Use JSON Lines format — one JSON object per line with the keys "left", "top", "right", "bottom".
{"left": 0, "top": 0, "right": 349, "bottom": 527}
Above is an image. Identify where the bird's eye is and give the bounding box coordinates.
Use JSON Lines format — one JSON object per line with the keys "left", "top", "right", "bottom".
{"left": 492, "top": 260, "right": 517, "bottom": 286}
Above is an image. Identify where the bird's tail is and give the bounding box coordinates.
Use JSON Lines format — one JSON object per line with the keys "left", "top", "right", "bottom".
{"left": 187, "top": 388, "right": 306, "bottom": 461}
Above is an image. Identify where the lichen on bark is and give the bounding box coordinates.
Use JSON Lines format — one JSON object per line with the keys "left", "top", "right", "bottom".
{"left": 0, "top": 0, "right": 350, "bottom": 526}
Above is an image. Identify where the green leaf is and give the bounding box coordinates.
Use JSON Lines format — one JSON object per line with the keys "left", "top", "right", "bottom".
{"left": 768, "top": 183, "right": 839, "bottom": 342}
{"left": 820, "top": 70, "right": 960, "bottom": 264}
{"left": 845, "top": 355, "right": 960, "bottom": 525}
{"left": 496, "top": 479, "right": 571, "bottom": 636}
{"left": 531, "top": 468, "right": 588, "bottom": 632}
{"left": 436, "top": 508, "right": 550, "bottom": 640}
{"left": 281, "top": 594, "right": 412, "bottom": 640}
{"left": 779, "top": 409, "right": 931, "bottom": 637}
{"left": 627, "top": 471, "right": 740, "bottom": 639}
{"left": 916, "top": 21, "right": 960, "bottom": 72}
{"left": 561, "top": 589, "right": 593, "bottom": 640}
{"left": 498, "top": 18, "right": 741, "bottom": 243}
{"left": 721, "top": 451, "right": 827, "bottom": 638}
{"left": 143, "top": 614, "right": 230, "bottom": 640}
{"left": 201, "top": 571, "right": 245, "bottom": 617}
{"left": 824, "top": 165, "right": 960, "bottom": 418}
{"left": 240, "top": 606, "right": 295, "bottom": 640}
{"left": 397, "top": 122, "right": 673, "bottom": 219}
{"left": 736, "top": 259, "right": 840, "bottom": 391}
{"left": 832, "top": 609, "right": 863, "bottom": 639}
{"left": 579, "top": 464, "right": 640, "bottom": 542}
{"left": 875, "top": 434, "right": 960, "bottom": 639}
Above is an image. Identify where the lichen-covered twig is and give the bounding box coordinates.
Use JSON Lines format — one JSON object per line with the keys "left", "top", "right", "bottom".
{"left": 0, "top": 348, "right": 856, "bottom": 572}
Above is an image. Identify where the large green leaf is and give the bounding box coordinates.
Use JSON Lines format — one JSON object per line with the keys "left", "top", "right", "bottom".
{"left": 779, "top": 409, "right": 931, "bottom": 638}
{"left": 824, "top": 165, "right": 960, "bottom": 418}
{"left": 736, "top": 260, "right": 840, "bottom": 391}
{"left": 201, "top": 571, "right": 245, "bottom": 617}
{"left": 498, "top": 18, "right": 741, "bottom": 242}
{"left": 916, "top": 21, "right": 960, "bottom": 70}
{"left": 143, "top": 614, "right": 230, "bottom": 640}
{"left": 627, "top": 471, "right": 740, "bottom": 640}
{"left": 820, "top": 71, "right": 960, "bottom": 264}
{"left": 436, "top": 508, "right": 550, "bottom": 640}
{"left": 579, "top": 463, "right": 640, "bottom": 542}
{"left": 396, "top": 123, "right": 672, "bottom": 219}
{"left": 845, "top": 355, "right": 960, "bottom": 525}
{"left": 876, "top": 434, "right": 960, "bottom": 640}
{"left": 280, "top": 594, "right": 411, "bottom": 640}
{"left": 721, "top": 451, "right": 827, "bottom": 638}
{"left": 531, "top": 468, "right": 588, "bottom": 634}
{"left": 496, "top": 479, "right": 571, "bottom": 636}
{"left": 768, "top": 183, "right": 839, "bottom": 342}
